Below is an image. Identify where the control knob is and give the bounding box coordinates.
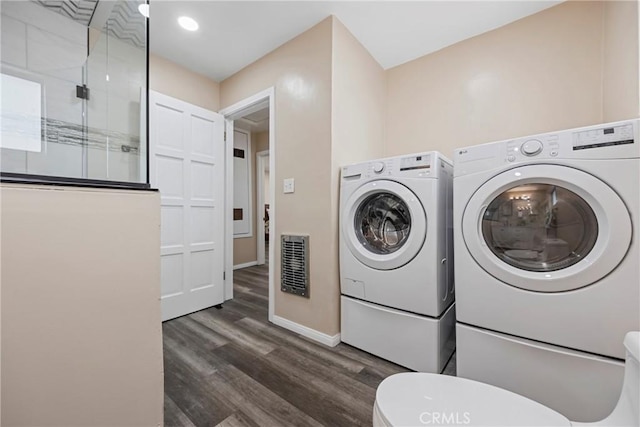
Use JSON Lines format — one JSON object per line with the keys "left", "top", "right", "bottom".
{"left": 521, "top": 139, "right": 543, "bottom": 156}
{"left": 373, "top": 162, "right": 385, "bottom": 173}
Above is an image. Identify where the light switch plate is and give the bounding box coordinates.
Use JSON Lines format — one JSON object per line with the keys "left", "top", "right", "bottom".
{"left": 283, "top": 178, "right": 295, "bottom": 194}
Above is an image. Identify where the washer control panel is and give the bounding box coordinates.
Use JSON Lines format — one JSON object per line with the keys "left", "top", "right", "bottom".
{"left": 400, "top": 154, "right": 431, "bottom": 172}
{"left": 341, "top": 153, "right": 445, "bottom": 182}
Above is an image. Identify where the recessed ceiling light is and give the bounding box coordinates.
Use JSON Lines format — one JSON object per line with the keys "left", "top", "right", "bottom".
{"left": 137, "top": 3, "right": 149, "bottom": 18}
{"left": 178, "top": 16, "right": 199, "bottom": 32}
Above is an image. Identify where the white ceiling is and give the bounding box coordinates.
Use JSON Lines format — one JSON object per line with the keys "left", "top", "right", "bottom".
{"left": 150, "top": 1, "right": 562, "bottom": 82}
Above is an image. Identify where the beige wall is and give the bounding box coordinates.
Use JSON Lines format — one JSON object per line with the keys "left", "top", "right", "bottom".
{"left": 264, "top": 170, "right": 270, "bottom": 204}
{"left": 603, "top": 0, "right": 640, "bottom": 122}
{"left": 222, "top": 16, "right": 387, "bottom": 336}
{"left": 221, "top": 18, "right": 336, "bottom": 334}
{"left": 234, "top": 130, "right": 270, "bottom": 266}
{"left": 1, "top": 185, "right": 163, "bottom": 426}
{"left": 329, "top": 16, "right": 387, "bottom": 323}
{"left": 149, "top": 53, "right": 220, "bottom": 111}
{"left": 331, "top": 17, "right": 386, "bottom": 167}
{"left": 386, "top": 1, "right": 638, "bottom": 159}
{"left": 254, "top": 131, "right": 270, "bottom": 154}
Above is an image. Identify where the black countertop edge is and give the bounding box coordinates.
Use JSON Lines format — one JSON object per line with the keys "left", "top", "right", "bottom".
{"left": 1, "top": 173, "right": 157, "bottom": 192}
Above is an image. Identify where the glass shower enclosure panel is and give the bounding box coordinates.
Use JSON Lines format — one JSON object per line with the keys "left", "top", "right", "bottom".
{"left": 86, "top": 0, "right": 147, "bottom": 183}
{"left": 0, "top": 0, "right": 148, "bottom": 185}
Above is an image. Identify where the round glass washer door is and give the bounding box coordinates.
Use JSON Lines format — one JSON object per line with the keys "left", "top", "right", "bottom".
{"left": 482, "top": 184, "right": 598, "bottom": 272}
{"left": 355, "top": 192, "right": 411, "bottom": 255}
{"left": 462, "top": 165, "right": 632, "bottom": 292}
{"left": 342, "top": 180, "right": 426, "bottom": 270}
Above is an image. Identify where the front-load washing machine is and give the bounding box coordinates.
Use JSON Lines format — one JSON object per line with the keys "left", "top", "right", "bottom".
{"left": 453, "top": 119, "right": 639, "bottom": 422}
{"left": 340, "top": 152, "right": 455, "bottom": 373}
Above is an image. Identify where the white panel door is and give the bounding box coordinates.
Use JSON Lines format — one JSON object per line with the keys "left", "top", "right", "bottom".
{"left": 149, "top": 91, "right": 225, "bottom": 321}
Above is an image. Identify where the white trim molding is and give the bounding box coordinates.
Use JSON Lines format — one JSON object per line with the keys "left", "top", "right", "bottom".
{"left": 272, "top": 315, "right": 341, "bottom": 347}
{"left": 233, "top": 261, "right": 258, "bottom": 270}
{"left": 223, "top": 119, "right": 235, "bottom": 301}
{"left": 219, "top": 88, "right": 271, "bottom": 119}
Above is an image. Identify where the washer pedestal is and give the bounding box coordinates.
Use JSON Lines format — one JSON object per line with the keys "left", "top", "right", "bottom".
{"left": 341, "top": 296, "right": 455, "bottom": 373}
{"left": 456, "top": 323, "right": 624, "bottom": 422}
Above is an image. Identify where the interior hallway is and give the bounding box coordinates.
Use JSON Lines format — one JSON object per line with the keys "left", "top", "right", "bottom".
{"left": 163, "top": 263, "right": 455, "bottom": 426}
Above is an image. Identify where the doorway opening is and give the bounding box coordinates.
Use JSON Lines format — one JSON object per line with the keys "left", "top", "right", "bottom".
{"left": 220, "top": 88, "right": 275, "bottom": 322}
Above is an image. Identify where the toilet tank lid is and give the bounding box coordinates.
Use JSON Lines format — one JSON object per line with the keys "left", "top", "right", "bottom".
{"left": 375, "top": 373, "right": 571, "bottom": 427}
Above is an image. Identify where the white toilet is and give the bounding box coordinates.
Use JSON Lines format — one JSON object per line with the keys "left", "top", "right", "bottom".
{"left": 373, "top": 331, "right": 639, "bottom": 426}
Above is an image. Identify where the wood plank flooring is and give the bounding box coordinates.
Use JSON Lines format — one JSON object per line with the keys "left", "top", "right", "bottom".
{"left": 163, "top": 263, "right": 456, "bottom": 426}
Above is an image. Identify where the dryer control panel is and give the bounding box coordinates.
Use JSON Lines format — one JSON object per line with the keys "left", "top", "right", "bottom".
{"left": 454, "top": 119, "right": 639, "bottom": 177}
{"left": 506, "top": 134, "right": 560, "bottom": 162}
{"left": 573, "top": 123, "right": 634, "bottom": 151}
{"left": 501, "top": 121, "right": 638, "bottom": 164}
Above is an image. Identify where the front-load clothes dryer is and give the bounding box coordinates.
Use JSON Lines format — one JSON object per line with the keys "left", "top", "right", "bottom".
{"left": 340, "top": 152, "right": 455, "bottom": 373}
{"left": 453, "top": 119, "right": 639, "bottom": 422}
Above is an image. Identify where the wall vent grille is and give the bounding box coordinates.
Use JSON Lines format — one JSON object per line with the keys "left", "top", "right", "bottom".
{"left": 281, "top": 234, "right": 309, "bottom": 298}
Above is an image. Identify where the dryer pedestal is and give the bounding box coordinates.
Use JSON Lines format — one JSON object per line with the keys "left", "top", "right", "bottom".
{"left": 456, "top": 323, "right": 624, "bottom": 422}
{"left": 340, "top": 296, "right": 455, "bottom": 373}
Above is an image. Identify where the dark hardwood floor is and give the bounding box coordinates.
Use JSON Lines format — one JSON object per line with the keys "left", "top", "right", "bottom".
{"left": 163, "top": 262, "right": 456, "bottom": 426}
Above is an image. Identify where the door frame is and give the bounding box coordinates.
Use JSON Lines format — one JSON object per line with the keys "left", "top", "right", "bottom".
{"left": 256, "top": 149, "right": 269, "bottom": 265}
{"left": 219, "top": 87, "right": 275, "bottom": 322}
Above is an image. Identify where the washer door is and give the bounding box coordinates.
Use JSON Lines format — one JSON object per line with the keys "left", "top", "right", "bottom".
{"left": 342, "top": 180, "right": 426, "bottom": 270}
{"left": 462, "top": 165, "right": 632, "bottom": 292}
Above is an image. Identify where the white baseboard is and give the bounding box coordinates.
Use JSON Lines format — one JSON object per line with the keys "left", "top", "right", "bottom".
{"left": 272, "top": 315, "right": 341, "bottom": 347}
{"left": 233, "top": 261, "right": 258, "bottom": 270}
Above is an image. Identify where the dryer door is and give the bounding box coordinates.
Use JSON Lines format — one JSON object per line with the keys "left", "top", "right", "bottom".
{"left": 342, "top": 180, "right": 427, "bottom": 270}
{"left": 462, "top": 164, "right": 632, "bottom": 292}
